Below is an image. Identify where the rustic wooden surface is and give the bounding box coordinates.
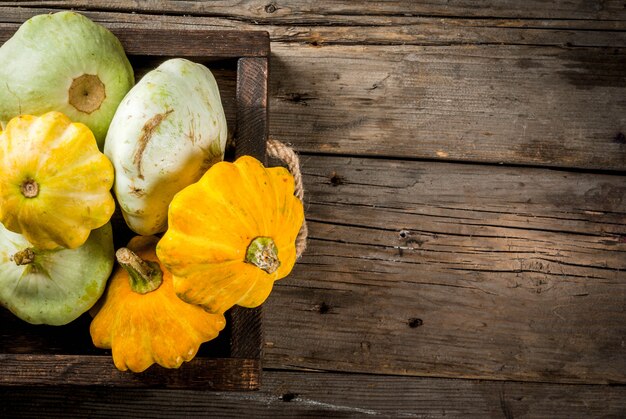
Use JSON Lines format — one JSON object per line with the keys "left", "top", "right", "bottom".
{"left": 2, "top": 371, "right": 626, "bottom": 418}
{"left": 1, "top": 1, "right": 625, "bottom": 417}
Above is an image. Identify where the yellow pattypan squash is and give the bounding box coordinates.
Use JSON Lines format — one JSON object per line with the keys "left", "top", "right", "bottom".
{"left": 90, "top": 235, "right": 226, "bottom": 373}
{"left": 157, "top": 155, "right": 304, "bottom": 314}
{"left": 0, "top": 112, "right": 115, "bottom": 249}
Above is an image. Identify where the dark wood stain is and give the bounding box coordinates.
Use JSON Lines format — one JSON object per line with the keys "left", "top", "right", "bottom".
{"left": 558, "top": 48, "right": 626, "bottom": 90}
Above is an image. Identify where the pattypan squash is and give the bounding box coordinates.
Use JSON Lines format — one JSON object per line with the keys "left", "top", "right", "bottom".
{"left": 0, "top": 11, "right": 134, "bottom": 148}
{"left": 0, "top": 222, "right": 114, "bottom": 325}
{"left": 0, "top": 112, "right": 115, "bottom": 250}
{"left": 105, "top": 58, "right": 227, "bottom": 236}
{"left": 90, "top": 235, "right": 226, "bottom": 372}
{"left": 157, "top": 155, "right": 304, "bottom": 314}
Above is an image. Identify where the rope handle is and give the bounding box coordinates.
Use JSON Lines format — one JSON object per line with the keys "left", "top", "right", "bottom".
{"left": 266, "top": 139, "right": 308, "bottom": 258}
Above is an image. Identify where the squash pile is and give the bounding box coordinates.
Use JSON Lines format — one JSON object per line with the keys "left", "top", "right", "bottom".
{"left": 0, "top": 12, "right": 304, "bottom": 373}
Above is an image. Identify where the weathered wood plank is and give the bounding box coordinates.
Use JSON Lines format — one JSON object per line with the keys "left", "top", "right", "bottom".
{"left": 112, "top": 28, "right": 269, "bottom": 57}
{"left": 0, "top": 24, "right": 270, "bottom": 57}
{"left": 269, "top": 43, "right": 626, "bottom": 170}
{"left": 1, "top": 371, "right": 625, "bottom": 418}
{"left": 235, "top": 57, "right": 269, "bottom": 162}
{"left": 1, "top": 7, "right": 625, "bottom": 47}
{"left": 261, "top": 155, "right": 626, "bottom": 384}
{"left": 0, "top": 355, "right": 260, "bottom": 390}
{"left": 4, "top": 0, "right": 626, "bottom": 21}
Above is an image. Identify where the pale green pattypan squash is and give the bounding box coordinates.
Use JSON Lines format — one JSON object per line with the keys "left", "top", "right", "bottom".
{"left": 0, "top": 222, "right": 114, "bottom": 325}
{"left": 105, "top": 58, "right": 227, "bottom": 236}
{"left": 0, "top": 11, "right": 134, "bottom": 148}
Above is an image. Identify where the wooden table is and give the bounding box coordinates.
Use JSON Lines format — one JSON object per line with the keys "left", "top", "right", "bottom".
{"left": 1, "top": 2, "right": 625, "bottom": 417}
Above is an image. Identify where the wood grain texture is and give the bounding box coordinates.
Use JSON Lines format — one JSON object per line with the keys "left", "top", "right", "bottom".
{"left": 229, "top": 307, "right": 264, "bottom": 361}
{"left": 1, "top": 371, "right": 625, "bottom": 418}
{"left": 260, "top": 155, "right": 626, "bottom": 384}
{"left": 0, "top": 355, "right": 259, "bottom": 390}
{"left": 236, "top": 57, "right": 269, "bottom": 163}
{"left": 112, "top": 28, "right": 269, "bottom": 57}
{"left": 0, "top": 25, "right": 270, "bottom": 57}
{"left": 4, "top": 0, "right": 626, "bottom": 21}
{"left": 268, "top": 43, "right": 626, "bottom": 170}
{"left": 2, "top": 7, "right": 626, "bottom": 47}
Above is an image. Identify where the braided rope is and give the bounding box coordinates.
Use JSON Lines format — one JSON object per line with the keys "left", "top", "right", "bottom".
{"left": 266, "top": 139, "right": 308, "bottom": 258}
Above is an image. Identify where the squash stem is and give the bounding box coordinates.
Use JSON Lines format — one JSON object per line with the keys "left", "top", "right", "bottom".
{"left": 68, "top": 74, "right": 106, "bottom": 114}
{"left": 245, "top": 237, "right": 280, "bottom": 274}
{"left": 116, "top": 248, "right": 163, "bottom": 294}
{"left": 20, "top": 179, "right": 39, "bottom": 198}
{"left": 13, "top": 248, "right": 35, "bottom": 265}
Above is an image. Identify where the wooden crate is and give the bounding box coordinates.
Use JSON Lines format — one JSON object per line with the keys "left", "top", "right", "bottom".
{"left": 0, "top": 25, "right": 270, "bottom": 390}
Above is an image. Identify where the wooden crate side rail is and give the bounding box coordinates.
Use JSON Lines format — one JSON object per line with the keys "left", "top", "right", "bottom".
{"left": 0, "top": 354, "right": 260, "bottom": 390}
{"left": 230, "top": 55, "right": 269, "bottom": 366}
{"left": 0, "top": 25, "right": 270, "bottom": 58}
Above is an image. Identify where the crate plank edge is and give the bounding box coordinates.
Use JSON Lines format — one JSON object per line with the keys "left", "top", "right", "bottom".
{"left": 0, "top": 24, "right": 270, "bottom": 390}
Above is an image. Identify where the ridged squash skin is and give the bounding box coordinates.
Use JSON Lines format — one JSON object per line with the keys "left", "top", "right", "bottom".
{"left": 157, "top": 156, "right": 305, "bottom": 314}
{"left": 105, "top": 58, "right": 227, "bottom": 236}
{"left": 0, "top": 222, "right": 114, "bottom": 326}
{"left": 0, "top": 11, "right": 134, "bottom": 148}
{"left": 0, "top": 112, "right": 115, "bottom": 250}
{"left": 90, "top": 236, "right": 226, "bottom": 373}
